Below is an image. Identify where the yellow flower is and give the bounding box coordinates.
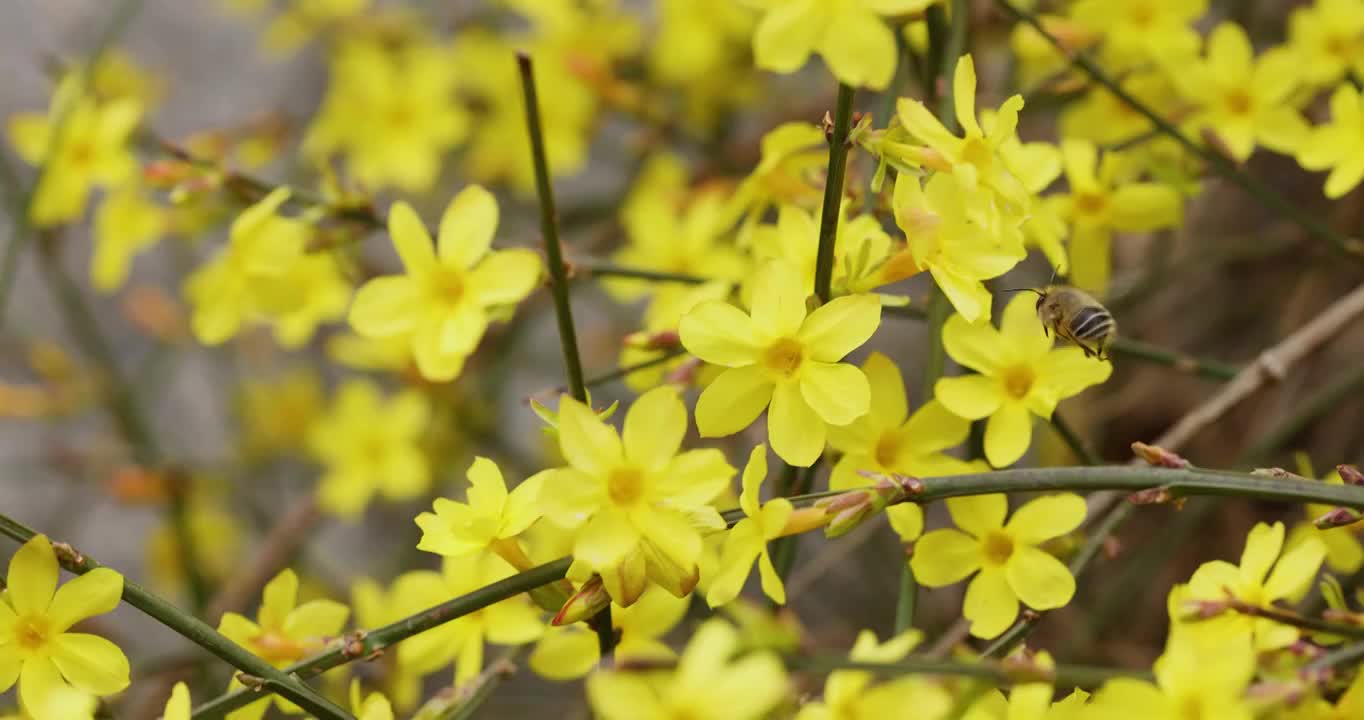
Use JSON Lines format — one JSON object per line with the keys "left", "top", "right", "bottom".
{"left": 1090, "top": 625, "right": 1254, "bottom": 720}
{"left": 1167, "top": 23, "right": 1308, "bottom": 162}
{"left": 162, "top": 682, "right": 190, "bottom": 720}
{"left": 218, "top": 569, "right": 349, "bottom": 720}
{"left": 8, "top": 79, "right": 141, "bottom": 227}
{"left": 1285, "top": 0, "right": 1364, "bottom": 88}
{"left": 307, "top": 379, "right": 431, "bottom": 518}
{"left": 896, "top": 54, "right": 1029, "bottom": 207}
{"left": 1069, "top": 0, "right": 1206, "bottom": 68}
{"left": 1289, "top": 468, "right": 1364, "bottom": 574}
{"left": 396, "top": 555, "right": 544, "bottom": 686}
{"left": 828, "top": 353, "right": 972, "bottom": 494}
{"left": 934, "top": 293, "right": 1112, "bottom": 468}
{"left": 1051, "top": 139, "right": 1183, "bottom": 293}
{"left": 1298, "top": 84, "right": 1364, "bottom": 199}
{"left": 147, "top": 499, "right": 243, "bottom": 593}
{"left": 723, "top": 122, "right": 828, "bottom": 243}
{"left": 348, "top": 187, "right": 542, "bottom": 382}
{"left": 587, "top": 619, "right": 788, "bottom": 720}
{"left": 706, "top": 445, "right": 792, "bottom": 607}
{"left": 892, "top": 172, "right": 1025, "bottom": 323}
{"left": 0, "top": 535, "right": 128, "bottom": 715}
{"left": 610, "top": 186, "right": 747, "bottom": 303}
{"left": 964, "top": 667, "right": 1089, "bottom": 720}
{"left": 1180, "top": 521, "right": 1326, "bottom": 650}
{"left": 794, "top": 629, "right": 949, "bottom": 720}
{"left": 183, "top": 188, "right": 312, "bottom": 345}
{"left": 262, "top": 0, "right": 370, "bottom": 56}
{"left": 91, "top": 183, "right": 166, "bottom": 292}
{"left": 529, "top": 584, "right": 688, "bottom": 680}
{"left": 347, "top": 679, "right": 394, "bottom": 720}
{"left": 911, "top": 493, "right": 1087, "bottom": 638}
{"left": 749, "top": 0, "right": 936, "bottom": 90}
{"left": 416, "top": 457, "right": 542, "bottom": 563}
{"left": 264, "top": 253, "right": 352, "bottom": 349}
{"left": 350, "top": 574, "right": 430, "bottom": 711}
{"left": 303, "top": 37, "right": 469, "bottom": 191}
{"left": 650, "top": 0, "right": 758, "bottom": 129}
{"left": 681, "top": 260, "right": 882, "bottom": 467}
{"left": 237, "top": 370, "right": 324, "bottom": 458}
{"left": 536, "top": 387, "right": 735, "bottom": 604}
{"left": 617, "top": 281, "right": 731, "bottom": 392}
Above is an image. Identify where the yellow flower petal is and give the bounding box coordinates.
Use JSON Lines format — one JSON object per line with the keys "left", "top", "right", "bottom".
{"left": 947, "top": 494, "right": 1008, "bottom": 538}
{"left": 557, "top": 395, "right": 625, "bottom": 477}
{"left": 9, "top": 534, "right": 57, "bottom": 616}
{"left": 707, "top": 521, "right": 763, "bottom": 608}
{"left": 50, "top": 632, "right": 130, "bottom": 695}
{"left": 799, "top": 294, "right": 882, "bottom": 362}
{"left": 768, "top": 380, "right": 826, "bottom": 467}
{"left": 387, "top": 201, "right": 437, "bottom": 274}
{"left": 623, "top": 386, "right": 686, "bottom": 471}
{"left": 164, "top": 682, "right": 191, "bottom": 720}
{"left": 964, "top": 568, "right": 1018, "bottom": 639}
{"left": 901, "top": 400, "right": 970, "bottom": 455}
{"left": 8, "top": 112, "right": 52, "bottom": 164}
{"left": 739, "top": 444, "right": 769, "bottom": 519}
{"left": 259, "top": 569, "right": 299, "bottom": 630}
{"left": 18, "top": 657, "right": 65, "bottom": 717}
{"left": 1262, "top": 533, "right": 1326, "bottom": 602}
{"left": 998, "top": 293, "right": 1051, "bottom": 362}
{"left": 468, "top": 249, "right": 541, "bottom": 306}
{"left": 349, "top": 276, "right": 421, "bottom": 337}
{"left": 438, "top": 185, "right": 497, "bottom": 269}
{"left": 695, "top": 366, "right": 775, "bottom": 438}
{"left": 1005, "top": 494, "right": 1087, "bottom": 544}
{"left": 954, "top": 54, "right": 981, "bottom": 137}
{"left": 910, "top": 529, "right": 981, "bottom": 586}
{"left": 657, "top": 450, "right": 735, "bottom": 507}
{"left": 862, "top": 352, "right": 908, "bottom": 427}
{"left": 751, "top": 260, "right": 807, "bottom": 338}
{"left": 1067, "top": 225, "right": 1111, "bottom": 293}
{"left": 0, "top": 651, "right": 19, "bottom": 694}
{"left": 537, "top": 468, "right": 604, "bottom": 528}
{"left": 799, "top": 361, "right": 870, "bottom": 426}
{"left": 530, "top": 626, "right": 599, "bottom": 680}
{"left": 1005, "top": 546, "right": 1075, "bottom": 610}
{"left": 934, "top": 375, "right": 1004, "bottom": 420}
{"left": 886, "top": 504, "right": 924, "bottom": 542}
{"left": 587, "top": 671, "right": 666, "bottom": 720}
{"left": 942, "top": 313, "right": 1006, "bottom": 374}
{"left": 576, "top": 509, "right": 639, "bottom": 569}
{"left": 984, "top": 401, "right": 1033, "bottom": 468}
{"left": 1239, "top": 522, "right": 1285, "bottom": 587}
{"left": 819, "top": 5, "right": 897, "bottom": 90}
{"left": 283, "top": 599, "right": 349, "bottom": 638}
{"left": 47, "top": 567, "right": 122, "bottom": 633}
{"left": 680, "top": 300, "right": 762, "bottom": 367}
{"left": 752, "top": 0, "right": 821, "bottom": 73}
{"left": 639, "top": 509, "right": 704, "bottom": 574}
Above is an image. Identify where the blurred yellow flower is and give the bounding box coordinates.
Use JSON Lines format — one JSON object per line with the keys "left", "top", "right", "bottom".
{"left": 91, "top": 182, "right": 167, "bottom": 292}
{"left": 529, "top": 584, "right": 688, "bottom": 680}
{"left": 724, "top": 122, "right": 828, "bottom": 243}
{"left": 706, "top": 444, "right": 792, "bottom": 607}
{"left": 794, "top": 629, "right": 948, "bottom": 720}
{"left": 748, "top": 0, "right": 936, "bottom": 89}
{"left": 1090, "top": 626, "right": 1254, "bottom": 720}
{"left": 308, "top": 379, "right": 431, "bottom": 518}
{"left": 1298, "top": 84, "right": 1364, "bottom": 198}
{"left": 1285, "top": 0, "right": 1364, "bottom": 87}
{"left": 1070, "top": 0, "right": 1206, "bottom": 68}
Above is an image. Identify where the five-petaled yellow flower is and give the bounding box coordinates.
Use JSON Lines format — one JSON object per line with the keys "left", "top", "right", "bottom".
{"left": 537, "top": 386, "right": 735, "bottom": 605}
{"left": 794, "top": 629, "right": 950, "bottom": 720}
{"left": 748, "top": 0, "right": 937, "bottom": 90}
{"left": 415, "top": 456, "right": 543, "bottom": 565}
{"left": 680, "top": 259, "right": 881, "bottom": 467}
{"left": 1298, "top": 83, "right": 1364, "bottom": 199}
{"left": 912, "top": 493, "right": 1086, "bottom": 639}
{"left": 348, "top": 186, "right": 542, "bottom": 381}
{"left": 0, "top": 535, "right": 128, "bottom": 716}
{"left": 1090, "top": 625, "right": 1254, "bottom": 720}
{"left": 934, "top": 293, "right": 1112, "bottom": 468}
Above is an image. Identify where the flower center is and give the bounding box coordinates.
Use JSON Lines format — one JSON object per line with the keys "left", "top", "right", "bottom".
{"left": 1129, "top": 1, "right": 1156, "bottom": 27}
{"left": 607, "top": 467, "right": 645, "bottom": 506}
{"left": 15, "top": 615, "right": 50, "bottom": 651}
{"left": 251, "top": 631, "right": 310, "bottom": 666}
{"left": 428, "top": 268, "right": 466, "bottom": 306}
{"left": 960, "top": 137, "right": 993, "bottom": 172}
{"left": 762, "top": 338, "right": 804, "bottom": 379}
{"left": 1073, "top": 191, "right": 1108, "bottom": 217}
{"left": 982, "top": 530, "right": 1015, "bottom": 566}
{"left": 1224, "top": 90, "right": 1253, "bottom": 116}
{"left": 875, "top": 430, "right": 903, "bottom": 468}
{"left": 68, "top": 141, "right": 95, "bottom": 168}
{"left": 1177, "top": 695, "right": 1205, "bottom": 720}
{"left": 1003, "top": 366, "right": 1035, "bottom": 400}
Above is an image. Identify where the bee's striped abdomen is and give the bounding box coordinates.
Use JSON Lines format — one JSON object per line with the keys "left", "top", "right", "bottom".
{"left": 1069, "top": 306, "right": 1114, "bottom": 342}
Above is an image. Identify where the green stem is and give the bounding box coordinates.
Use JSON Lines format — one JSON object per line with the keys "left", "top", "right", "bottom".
{"left": 517, "top": 53, "right": 587, "bottom": 404}
{"left": 33, "top": 236, "right": 209, "bottom": 614}
{"left": 921, "top": 291, "right": 952, "bottom": 401}
{"left": 1108, "top": 337, "right": 1239, "bottom": 381}
{"left": 993, "top": 0, "right": 1364, "bottom": 260}
{"left": 1050, "top": 412, "right": 1102, "bottom": 466}
{"left": 583, "top": 348, "right": 688, "bottom": 389}
{"left": 894, "top": 565, "right": 918, "bottom": 633}
{"left": 576, "top": 259, "right": 710, "bottom": 286}
{"left": 0, "top": 0, "right": 147, "bottom": 328}
{"left": 787, "top": 655, "right": 1150, "bottom": 689}
{"left": 1209, "top": 601, "right": 1364, "bottom": 640}
{"left": 0, "top": 514, "right": 350, "bottom": 720}
{"left": 1244, "top": 362, "right": 1364, "bottom": 464}
{"left": 189, "top": 558, "right": 571, "bottom": 719}
{"left": 814, "top": 83, "right": 857, "bottom": 303}
{"left": 517, "top": 51, "right": 611, "bottom": 656}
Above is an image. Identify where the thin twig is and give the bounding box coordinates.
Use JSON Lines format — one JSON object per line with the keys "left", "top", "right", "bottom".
{"left": 204, "top": 495, "right": 320, "bottom": 622}
{"left": 1108, "top": 337, "right": 1239, "bottom": 381}
{"left": 574, "top": 259, "right": 710, "bottom": 286}
{"left": 1208, "top": 600, "right": 1364, "bottom": 640}
{"left": 0, "top": 514, "right": 351, "bottom": 720}
{"left": 814, "top": 83, "right": 856, "bottom": 303}
{"left": 787, "top": 655, "right": 1150, "bottom": 688}
{"left": 993, "top": 0, "right": 1364, "bottom": 260}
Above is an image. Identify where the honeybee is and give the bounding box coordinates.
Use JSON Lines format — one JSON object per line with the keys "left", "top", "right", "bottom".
{"left": 1017, "top": 285, "right": 1116, "bottom": 361}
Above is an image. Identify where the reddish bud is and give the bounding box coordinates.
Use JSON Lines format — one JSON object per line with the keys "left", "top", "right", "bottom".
{"left": 1338, "top": 465, "right": 1364, "bottom": 487}
{"left": 553, "top": 576, "right": 610, "bottom": 626}
{"left": 1128, "top": 486, "right": 1175, "bottom": 505}
{"left": 1131, "top": 442, "right": 1191, "bottom": 468}
{"left": 1314, "top": 507, "right": 1362, "bottom": 530}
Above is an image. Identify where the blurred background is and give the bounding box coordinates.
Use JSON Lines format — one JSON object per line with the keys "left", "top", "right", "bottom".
{"left": 2, "top": 0, "right": 1364, "bottom": 717}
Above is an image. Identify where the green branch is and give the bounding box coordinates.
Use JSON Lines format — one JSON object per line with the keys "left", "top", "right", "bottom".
{"left": 1108, "top": 337, "right": 1239, "bottom": 381}
{"left": 813, "top": 83, "right": 856, "bottom": 303}
{"left": 583, "top": 348, "right": 687, "bottom": 389}
{"left": 787, "top": 655, "right": 1150, "bottom": 689}
{"left": 189, "top": 558, "right": 570, "bottom": 718}
{"left": 993, "top": 0, "right": 1364, "bottom": 260}
{"left": 574, "top": 259, "right": 711, "bottom": 286}
{"left": 0, "top": 0, "right": 147, "bottom": 328}
{"left": 518, "top": 53, "right": 588, "bottom": 405}
{"left": 0, "top": 514, "right": 350, "bottom": 720}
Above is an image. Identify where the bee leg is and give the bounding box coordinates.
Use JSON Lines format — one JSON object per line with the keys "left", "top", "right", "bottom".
{"left": 1080, "top": 343, "right": 1095, "bottom": 359}
{"left": 1043, "top": 325, "right": 1050, "bottom": 339}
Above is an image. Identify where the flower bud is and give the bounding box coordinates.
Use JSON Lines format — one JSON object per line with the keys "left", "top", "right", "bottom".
{"left": 1177, "top": 599, "right": 1229, "bottom": 622}
{"left": 1314, "top": 507, "right": 1362, "bottom": 530}
{"left": 1127, "top": 486, "right": 1175, "bottom": 505}
{"left": 1131, "top": 442, "right": 1191, "bottom": 468}
{"left": 553, "top": 576, "right": 610, "bottom": 626}
{"left": 1338, "top": 464, "right": 1364, "bottom": 487}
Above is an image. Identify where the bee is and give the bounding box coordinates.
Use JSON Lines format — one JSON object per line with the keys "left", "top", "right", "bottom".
{"left": 1015, "top": 285, "right": 1116, "bottom": 361}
